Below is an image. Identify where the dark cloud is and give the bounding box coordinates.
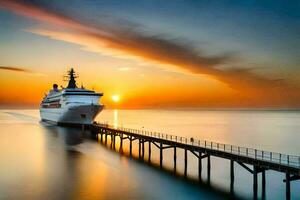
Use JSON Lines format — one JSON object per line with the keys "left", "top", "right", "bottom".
{"left": 0, "top": 66, "right": 31, "bottom": 73}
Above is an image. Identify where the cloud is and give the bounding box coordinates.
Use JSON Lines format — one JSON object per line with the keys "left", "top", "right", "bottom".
{"left": 0, "top": 66, "right": 46, "bottom": 76}
{"left": 0, "top": 1, "right": 230, "bottom": 70}
{"left": 1, "top": 0, "right": 299, "bottom": 103}
{"left": 0, "top": 66, "right": 31, "bottom": 73}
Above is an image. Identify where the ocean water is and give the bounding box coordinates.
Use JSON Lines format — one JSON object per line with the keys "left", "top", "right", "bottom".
{"left": 0, "top": 109, "right": 299, "bottom": 200}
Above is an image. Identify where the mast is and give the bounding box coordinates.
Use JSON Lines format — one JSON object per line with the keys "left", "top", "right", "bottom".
{"left": 66, "top": 68, "right": 78, "bottom": 88}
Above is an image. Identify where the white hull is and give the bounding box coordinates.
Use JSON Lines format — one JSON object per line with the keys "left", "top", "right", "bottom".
{"left": 40, "top": 104, "right": 103, "bottom": 125}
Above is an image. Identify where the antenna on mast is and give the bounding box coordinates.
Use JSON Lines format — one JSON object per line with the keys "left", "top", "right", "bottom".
{"left": 64, "top": 68, "right": 78, "bottom": 88}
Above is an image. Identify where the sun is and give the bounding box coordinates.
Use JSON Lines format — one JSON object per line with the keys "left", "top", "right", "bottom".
{"left": 112, "top": 95, "right": 120, "bottom": 102}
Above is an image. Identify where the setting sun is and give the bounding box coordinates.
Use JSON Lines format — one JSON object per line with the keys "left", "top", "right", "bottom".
{"left": 112, "top": 95, "right": 120, "bottom": 103}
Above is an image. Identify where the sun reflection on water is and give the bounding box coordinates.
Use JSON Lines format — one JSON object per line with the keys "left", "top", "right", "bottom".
{"left": 113, "top": 109, "right": 119, "bottom": 128}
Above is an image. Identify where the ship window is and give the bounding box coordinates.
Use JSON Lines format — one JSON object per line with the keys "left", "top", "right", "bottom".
{"left": 81, "top": 114, "right": 86, "bottom": 119}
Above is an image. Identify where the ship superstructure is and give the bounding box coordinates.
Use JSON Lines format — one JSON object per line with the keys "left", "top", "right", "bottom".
{"left": 40, "top": 68, "right": 103, "bottom": 125}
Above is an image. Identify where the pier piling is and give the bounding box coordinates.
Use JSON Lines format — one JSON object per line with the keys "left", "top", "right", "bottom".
{"left": 286, "top": 173, "right": 290, "bottom": 200}
{"left": 198, "top": 152, "right": 202, "bottom": 180}
{"left": 142, "top": 140, "right": 145, "bottom": 160}
{"left": 120, "top": 135, "right": 123, "bottom": 152}
{"left": 174, "top": 147, "right": 177, "bottom": 173}
{"left": 160, "top": 142, "right": 163, "bottom": 168}
{"left": 110, "top": 134, "right": 113, "bottom": 148}
{"left": 230, "top": 160, "right": 234, "bottom": 190}
{"left": 207, "top": 155, "right": 211, "bottom": 183}
{"left": 262, "top": 170, "right": 266, "bottom": 199}
{"left": 129, "top": 136, "right": 132, "bottom": 157}
{"left": 184, "top": 149, "right": 188, "bottom": 177}
{"left": 113, "top": 134, "right": 116, "bottom": 149}
{"left": 148, "top": 141, "right": 151, "bottom": 162}
{"left": 138, "top": 139, "right": 141, "bottom": 159}
{"left": 253, "top": 166, "right": 258, "bottom": 199}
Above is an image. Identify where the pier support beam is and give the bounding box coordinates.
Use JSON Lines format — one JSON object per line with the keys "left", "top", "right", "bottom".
{"left": 138, "top": 139, "right": 141, "bottom": 159}
{"left": 148, "top": 141, "right": 151, "bottom": 162}
{"left": 113, "top": 134, "right": 116, "bottom": 149}
{"left": 120, "top": 135, "right": 123, "bottom": 153}
{"left": 110, "top": 134, "right": 113, "bottom": 148}
{"left": 142, "top": 139, "right": 145, "bottom": 160}
{"left": 286, "top": 173, "right": 291, "bottom": 200}
{"left": 129, "top": 136, "right": 132, "bottom": 157}
{"left": 174, "top": 147, "right": 177, "bottom": 173}
{"left": 207, "top": 155, "right": 211, "bottom": 184}
{"left": 160, "top": 143, "right": 163, "bottom": 168}
{"left": 253, "top": 167, "right": 258, "bottom": 199}
{"left": 230, "top": 160, "right": 234, "bottom": 194}
{"left": 262, "top": 170, "right": 266, "bottom": 199}
{"left": 184, "top": 149, "right": 188, "bottom": 177}
{"left": 198, "top": 152, "right": 202, "bottom": 180}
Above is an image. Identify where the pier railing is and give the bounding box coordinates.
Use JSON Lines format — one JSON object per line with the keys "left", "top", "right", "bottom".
{"left": 97, "top": 123, "right": 300, "bottom": 168}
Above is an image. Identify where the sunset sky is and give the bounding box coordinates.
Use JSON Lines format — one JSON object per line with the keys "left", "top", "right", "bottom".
{"left": 0, "top": 0, "right": 300, "bottom": 109}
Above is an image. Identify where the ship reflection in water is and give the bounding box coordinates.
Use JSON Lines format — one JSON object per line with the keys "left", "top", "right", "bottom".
{"left": 42, "top": 125, "right": 84, "bottom": 146}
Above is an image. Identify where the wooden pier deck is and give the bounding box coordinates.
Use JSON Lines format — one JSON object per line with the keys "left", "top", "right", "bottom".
{"left": 90, "top": 123, "right": 300, "bottom": 199}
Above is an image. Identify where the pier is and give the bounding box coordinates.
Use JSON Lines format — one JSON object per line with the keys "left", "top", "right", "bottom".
{"left": 90, "top": 123, "right": 300, "bottom": 199}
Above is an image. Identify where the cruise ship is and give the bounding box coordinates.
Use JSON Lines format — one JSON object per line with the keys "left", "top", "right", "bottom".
{"left": 40, "top": 68, "right": 103, "bottom": 125}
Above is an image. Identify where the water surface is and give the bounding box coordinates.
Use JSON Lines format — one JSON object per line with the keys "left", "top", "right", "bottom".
{"left": 0, "top": 109, "right": 299, "bottom": 199}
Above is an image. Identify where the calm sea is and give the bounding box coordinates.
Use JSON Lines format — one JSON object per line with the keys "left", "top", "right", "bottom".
{"left": 0, "top": 109, "right": 299, "bottom": 199}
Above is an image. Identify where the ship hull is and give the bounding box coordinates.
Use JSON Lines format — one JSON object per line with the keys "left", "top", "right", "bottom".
{"left": 40, "top": 104, "right": 103, "bottom": 125}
